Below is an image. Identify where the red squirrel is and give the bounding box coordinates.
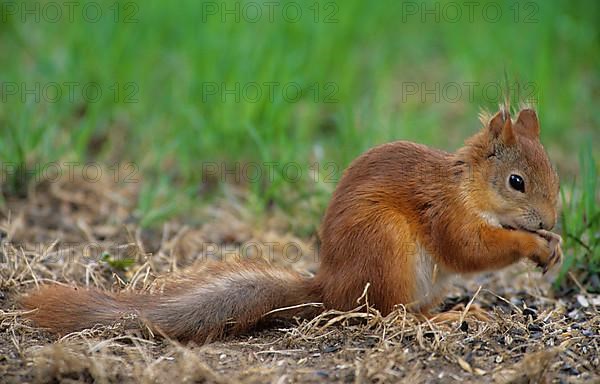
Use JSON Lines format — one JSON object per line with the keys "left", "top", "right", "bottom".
{"left": 21, "top": 106, "right": 563, "bottom": 343}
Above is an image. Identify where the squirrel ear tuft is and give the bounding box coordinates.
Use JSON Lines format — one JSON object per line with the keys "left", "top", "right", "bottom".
{"left": 514, "top": 108, "right": 540, "bottom": 139}
{"left": 488, "top": 109, "right": 515, "bottom": 145}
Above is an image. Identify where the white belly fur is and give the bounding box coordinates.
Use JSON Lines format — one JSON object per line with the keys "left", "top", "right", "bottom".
{"left": 411, "top": 242, "right": 455, "bottom": 311}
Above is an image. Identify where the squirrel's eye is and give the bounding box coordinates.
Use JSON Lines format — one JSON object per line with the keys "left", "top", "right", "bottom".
{"left": 509, "top": 174, "right": 525, "bottom": 193}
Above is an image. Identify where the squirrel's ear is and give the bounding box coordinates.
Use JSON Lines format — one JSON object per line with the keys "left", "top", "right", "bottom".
{"left": 488, "top": 110, "right": 515, "bottom": 145}
{"left": 514, "top": 109, "right": 540, "bottom": 139}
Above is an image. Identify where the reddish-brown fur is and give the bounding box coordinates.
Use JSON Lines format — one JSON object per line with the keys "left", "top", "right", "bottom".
{"left": 22, "top": 261, "right": 320, "bottom": 343}
{"left": 21, "top": 107, "right": 562, "bottom": 342}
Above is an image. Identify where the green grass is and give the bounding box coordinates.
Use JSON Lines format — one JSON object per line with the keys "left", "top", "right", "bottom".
{"left": 0, "top": 1, "right": 598, "bottom": 282}
{"left": 557, "top": 145, "right": 600, "bottom": 291}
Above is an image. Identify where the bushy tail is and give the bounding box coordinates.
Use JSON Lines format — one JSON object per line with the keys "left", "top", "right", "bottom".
{"left": 21, "top": 261, "right": 321, "bottom": 343}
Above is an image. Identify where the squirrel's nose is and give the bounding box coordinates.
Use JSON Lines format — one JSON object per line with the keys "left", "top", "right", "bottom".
{"left": 539, "top": 213, "right": 556, "bottom": 230}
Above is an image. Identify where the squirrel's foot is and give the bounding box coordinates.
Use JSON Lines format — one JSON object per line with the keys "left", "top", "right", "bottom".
{"left": 428, "top": 303, "right": 491, "bottom": 323}
{"left": 534, "top": 229, "right": 563, "bottom": 274}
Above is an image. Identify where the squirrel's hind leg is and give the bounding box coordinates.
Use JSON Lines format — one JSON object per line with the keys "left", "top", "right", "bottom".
{"left": 425, "top": 303, "right": 492, "bottom": 323}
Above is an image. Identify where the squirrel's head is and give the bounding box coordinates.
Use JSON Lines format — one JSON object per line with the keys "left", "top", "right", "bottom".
{"left": 460, "top": 107, "right": 560, "bottom": 232}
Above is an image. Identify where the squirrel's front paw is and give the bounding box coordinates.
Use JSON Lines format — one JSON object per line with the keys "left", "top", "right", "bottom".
{"left": 529, "top": 230, "right": 563, "bottom": 274}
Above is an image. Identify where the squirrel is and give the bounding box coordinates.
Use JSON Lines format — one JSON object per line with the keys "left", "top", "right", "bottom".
{"left": 21, "top": 106, "right": 563, "bottom": 343}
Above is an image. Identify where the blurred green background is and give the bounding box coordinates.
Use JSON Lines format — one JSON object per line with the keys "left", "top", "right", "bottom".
{"left": 0, "top": 0, "right": 598, "bottom": 231}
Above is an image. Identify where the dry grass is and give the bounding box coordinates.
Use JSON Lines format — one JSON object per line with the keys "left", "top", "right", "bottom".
{"left": 1, "top": 178, "right": 598, "bottom": 383}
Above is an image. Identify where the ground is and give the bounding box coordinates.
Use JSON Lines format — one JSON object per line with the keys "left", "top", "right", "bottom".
{"left": 1, "top": 178, "right": 598, "bottom": 384}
